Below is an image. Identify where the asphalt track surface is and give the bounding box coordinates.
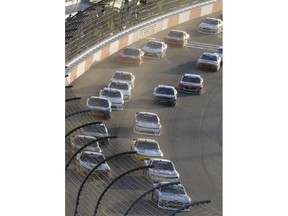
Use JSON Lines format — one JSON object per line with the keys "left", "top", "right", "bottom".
{"left": 68, "top": 12, "right": 222, "bottom": 215}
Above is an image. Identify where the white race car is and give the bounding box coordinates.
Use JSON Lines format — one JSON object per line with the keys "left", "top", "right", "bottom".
{"left": 144, "top": 158, "right": 180, "bottom": 183}
{"left": 70, "top": 135, "right": 102, "bottom": 154}
{"left": 76, "top": 151, "right": 110, "bottom": 178}
{"left": 111, "top": 71, "right": 135, "bottom": 89}
{"left": 80, "top": 123, "right": 110, "bottom": 145}
{"left": 86, "top": 96, "right": 112, "bottom": 118}
{"left": 152, "top": 183, "right": 191, "bottom": 211}
{"left": 196, "top": 52, "right": 221, "bottom": 72}
{"left": 198, "top": 17, "right": 223, "bottom": 34}
{"left": 131, "top": 138, "right": 163, "bottom": 160}
{"left": 99, "top": 87, "right": 124, "bottom": 110}
{"left": 142, "top": 40, "right": 168, "bottom": 59}
{"left": 108, "top": 80, "right": 132, "bottom": 101}
{"left": 134, "top": 112, "right": 161, "bottom": 136}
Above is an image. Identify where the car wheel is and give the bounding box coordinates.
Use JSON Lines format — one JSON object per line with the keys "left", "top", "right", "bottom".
{"left": 170, "top": 101, "right": 176, "bottom": 106}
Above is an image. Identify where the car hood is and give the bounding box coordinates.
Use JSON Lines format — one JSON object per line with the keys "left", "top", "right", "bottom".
{"left": 199, "top": 23, "right": 217, "bottom": 29}
{"left": 135, "top": 148, "right": 162, "bottom": 157}
{"left": 159, "top": 193, "right": 190, "bottom": 202}
{"left": 136, "top": 121, "right": 161, "bottom": 129}
{"left": 142, "top": 46, "right": 161, "bottom": 53}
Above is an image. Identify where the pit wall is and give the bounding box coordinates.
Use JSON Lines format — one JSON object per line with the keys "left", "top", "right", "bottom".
{"left": 66, "top": 0, "right": 222, "bottom": 84}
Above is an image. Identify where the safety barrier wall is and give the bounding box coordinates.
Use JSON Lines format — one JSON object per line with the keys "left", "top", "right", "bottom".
{"left": 66, "top": 0, "right": 222, "bottom": 84}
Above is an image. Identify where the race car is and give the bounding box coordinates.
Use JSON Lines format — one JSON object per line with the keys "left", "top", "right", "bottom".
{"left": 178, "top": 73, "right": 203, "bottom": 94}
{"left": 86, "top": 96, "right": 112, "bottom": 118}
{"left": 198, "top": 17, "right": 223, "bottom": 34}
{"left": 99, "top": 87, "right": 124, "bottom": 110}
{"left": 76, "top": 151, "right": 110, "bottom": 178}
{"left": 196, "top": 52, "right": 221, "bottom": 72}
{"left": 131, "top": 138, "right": 163, "bottom": 160}
{"left": 111, "top": 71, "right": 135, "bottom": 89}
{"left": 152, "top": 182, "right": 191, "bottom": 211}
{"left": 134, "top": 112, "right": 161, "bottom": 136}
{"left": 152, "top": 85, "right": 177, "bottom": 106}
{"left": 142, "top": 40, "right": 168, "bottom": 59}
{"left": 164, "top": 30, "right": 190, "bottom": 47}
{"left": 117, "top": 47, "right": 144, "bottom": 66}
{"left": 144, "top": 158, "right": 179, "bottom": 183}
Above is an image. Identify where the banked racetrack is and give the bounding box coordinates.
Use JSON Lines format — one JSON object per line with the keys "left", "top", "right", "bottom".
{"left": 66, "top": 11, "right": 222, "bottom": 216}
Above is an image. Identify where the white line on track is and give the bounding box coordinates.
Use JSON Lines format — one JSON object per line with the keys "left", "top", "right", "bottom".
{"left": 186, "top": 41, "right": 220, "bottom": 51}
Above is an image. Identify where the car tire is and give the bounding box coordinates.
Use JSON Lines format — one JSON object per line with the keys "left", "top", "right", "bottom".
{"left": 170, "top": 101, "right": 176, "bottom": 106}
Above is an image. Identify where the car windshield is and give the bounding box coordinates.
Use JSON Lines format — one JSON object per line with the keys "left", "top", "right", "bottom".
{"left": 81, "top": 154, "right": 104, "bottom": 163}
{"left": 102, "top": 90, "right": 121, "bottom": 98}
{"left": 155, "top": 87, "right": 174, "bottom": 95}
{"left": 201, "top": 54, "right": 217, "bottom": 61}
{"left": 122, "top": 49, "right": 140, "bottom": 56}
{"left": 88, "top": 98, "right": 109, "bottom": 107}
{"left": 113, "top": 73, "right": 132, "bottom": 81}
{"left": 83, "top": 125, "right": 107, "bottom": 134}
{"left": 153, "top": 161, "right": 174, "bottom": 171}
{"left": 136, "top": 113, "right": 158, "bottom": 123}
{"left": 136, "top": 141, "right": 159, "bottom": 150}
{"left": 161, "top": 185, "right": 185, "bottom": 195}
{"left": 204, "top": 19, "right": 218, "bottom": 25}
{"left": 146, "top": 41, "right": 162, "bottom": 49}
{"left": 109, "top": 82, "right": 129, "bottom": 90}
{"left": 217, "top": 47, "right": 223, "bottom": 54}
{"left": 168, "top": 31, "right": 184, "bottom": 38}
{"left": 182, "top": 76, "right": 201, "bottom": 83}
